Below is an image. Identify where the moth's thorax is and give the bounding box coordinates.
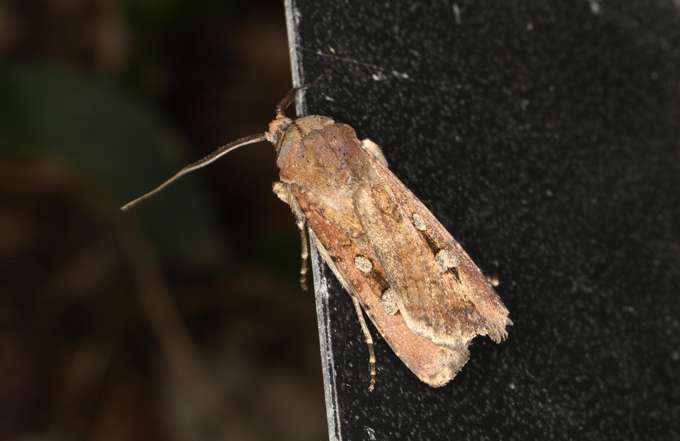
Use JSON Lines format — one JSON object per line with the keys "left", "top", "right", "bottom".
{"left": 273, "top": 115, "right": 334, "bottom": 161}
{"left": 276, "top": 117, "right": 376, "bottom": 197}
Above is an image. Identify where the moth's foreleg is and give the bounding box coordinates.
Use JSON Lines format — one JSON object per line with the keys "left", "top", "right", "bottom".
{"left": 273, "top": 181, "right": 310, "bottom": 291}
{"left": 351, "top": 297, "right": 376, "bottom": 391}
{"left": 299, "top": 226, "right": 309, "bottom": 291}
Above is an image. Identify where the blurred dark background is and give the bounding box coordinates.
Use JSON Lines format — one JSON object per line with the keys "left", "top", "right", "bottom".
{"left": 0, "top": 1, "right": 326, "bottom": 440}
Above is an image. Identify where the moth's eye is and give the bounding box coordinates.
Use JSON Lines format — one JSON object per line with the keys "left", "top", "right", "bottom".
{"left": 435, "top": 249, "right": 460, "bottom": 270}
{"left": 412, "top": 213, "right": 427, "bottom": 231}
{"left": 354, "top": 255, "right": 373, "bottom": 273}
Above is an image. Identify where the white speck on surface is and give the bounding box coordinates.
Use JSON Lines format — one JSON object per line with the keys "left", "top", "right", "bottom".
{"left": 453, "top": 4, "right": 461, "bottom": 24}
{"left": 590, "top": 0, "right": 600, "bottom": 14}
{"left": 366, "top": 427, "right": 377, "bottom": 441}
{"left": 527, "top": 22, "right": 534, "bottom": 31}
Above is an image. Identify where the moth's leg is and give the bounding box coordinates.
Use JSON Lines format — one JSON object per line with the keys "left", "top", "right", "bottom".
{"left": 299, "top": 226, "right": 310, "bottom": 291}
{"left": 273, "top": 181, "right": 306, "bottom": 229}
{"left": 351, "top": 297, "right": 377, "bottom": 391}
{"left": 360, "top": 139, "right": 388, "bottom": 167}
{"left": 273, "top": 181, "right": 309, "bottom": 291}
{"left": 308, "top": 229, "right": 353, "bottom": 294}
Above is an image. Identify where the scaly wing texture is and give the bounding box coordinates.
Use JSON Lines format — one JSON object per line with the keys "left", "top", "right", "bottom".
{"left": 356, "top": 159, "right": 512, "bottom": 350}
{"left": 289, "top": 182, "right": 470, "bottom": 387}
{"left": 280, "top": 122, "right": 510, "bottom": 386}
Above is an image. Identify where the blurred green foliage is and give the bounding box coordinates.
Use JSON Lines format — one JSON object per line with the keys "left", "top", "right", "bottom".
{"left": 0, "top": 62, "right": 232, "bottom": 271}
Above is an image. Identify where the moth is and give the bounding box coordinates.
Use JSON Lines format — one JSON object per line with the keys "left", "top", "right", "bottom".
{"left": 122, "top": 81, "right": 512, "bottom": 390}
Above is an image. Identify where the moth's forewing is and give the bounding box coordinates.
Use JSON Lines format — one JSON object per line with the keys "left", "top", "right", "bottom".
{"left": 367, "top": 158, "right": 512, "bottom": 346}
{"left": 276, "top": 117, "right": 510, "bottom": 387}
{"left": 299, "top": 192, "right": 470, "bottom": 387}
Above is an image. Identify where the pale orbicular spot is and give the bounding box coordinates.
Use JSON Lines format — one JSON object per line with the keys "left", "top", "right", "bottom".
{"left": 380, "top": 289, "right": 399, "bottom": 315}
{"left": 435, "top": 249, "right": 460, "bottom": 270}
{"left": 412, "top": 213, "right": 427, "bottom": 231}
{"left": 354, "top": 255, "right": 373, "bottom": 273}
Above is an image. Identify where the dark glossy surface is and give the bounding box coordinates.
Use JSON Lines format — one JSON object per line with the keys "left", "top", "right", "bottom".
{"left": 286, "top": 0, "right": 680, "bottom": 439}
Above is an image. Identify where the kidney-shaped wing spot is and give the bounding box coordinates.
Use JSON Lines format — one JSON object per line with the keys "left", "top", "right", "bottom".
{"left": 435, "top": 249, "right": 461, "bottom": 271}
{"left": 380, "top": 289, "right": 400, "bottom": 315}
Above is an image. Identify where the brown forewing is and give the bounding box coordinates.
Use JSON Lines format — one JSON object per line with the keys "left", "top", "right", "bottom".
{"left": 284, "top": 122, "right": 510, "bottom": 387}
{"left": 291, "top": 183, "right": 470, "bottom": 387}
{"left": 364, "top": 157, "right": 512, "bottom": 346}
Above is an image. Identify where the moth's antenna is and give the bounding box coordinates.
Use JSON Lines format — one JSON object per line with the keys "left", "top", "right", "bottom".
{"left": 121, "top": 133, "right": 267, "bottom": 211}
{"left": 275, "top": 75, "right": 323, "bottom": 117}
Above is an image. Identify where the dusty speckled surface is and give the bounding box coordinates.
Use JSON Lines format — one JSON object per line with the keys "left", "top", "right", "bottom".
{"left": 287, "top": 0, "right": 680, "bottom": 439}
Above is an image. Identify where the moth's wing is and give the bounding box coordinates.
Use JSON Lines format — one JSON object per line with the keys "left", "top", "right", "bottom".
{"left": 359, "top": 157, "right": 512, "bottom": 350}
{"left": 289, "top": 183, "right": 470, "bottom": 387}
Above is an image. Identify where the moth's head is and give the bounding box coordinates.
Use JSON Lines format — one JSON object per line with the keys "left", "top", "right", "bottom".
{"left": 268, "top": 76, "right": 323, "bottom": 149}
{"left": 265, "top": 114, "right": 294, "bottom": 149}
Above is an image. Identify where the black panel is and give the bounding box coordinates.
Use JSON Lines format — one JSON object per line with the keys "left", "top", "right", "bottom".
{"left": 287, "top": 1, "right": 680, "bottom": 439}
